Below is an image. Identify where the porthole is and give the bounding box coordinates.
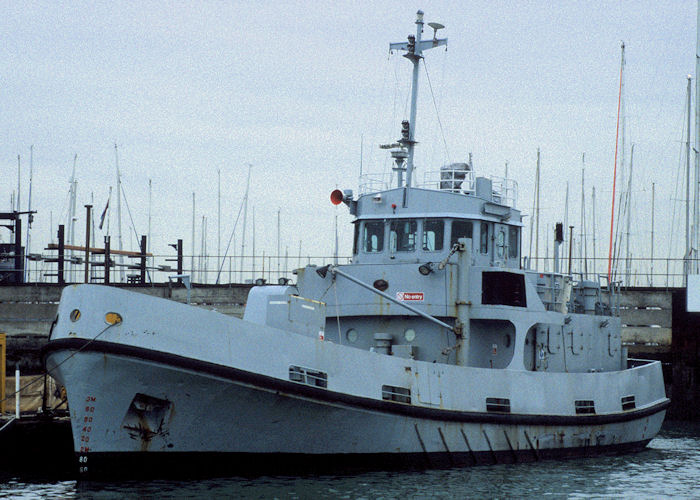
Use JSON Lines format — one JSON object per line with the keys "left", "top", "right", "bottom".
{"left": 70, "top": 309, "right": 81, "bottom": 322}
{"left": 346, "top": 328, "right": 358, "bottom": 343}
{"left": 404, "top": 328, "right": 416, "bottom": 342}
{"left": 105, "top": 312, "right": 123, "bottom": 325}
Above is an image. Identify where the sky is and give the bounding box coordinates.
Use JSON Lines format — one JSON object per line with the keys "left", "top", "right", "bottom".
{"left": 1, "top": 1, "right": 697, "bottom": 284}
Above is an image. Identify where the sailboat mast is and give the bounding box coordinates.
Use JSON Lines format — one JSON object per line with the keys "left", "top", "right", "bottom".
{"left": 592, "top": 186, "right": 597, "bottom": 277}
{"left": 218, "top": 169, "right": 221, "bottom": 282}
{"left": 241, "top": 165, "right": 251, "bottom": 283}
{"left": 695, "top": 0, "right": 700, "bottom": 273}
{"left": 686, "top": 76, "right": 692, "bottom": 282}
{"left": 651, "top": 182, "right": 655, "bottom": 286}
{"left": 69, "top": 154, "right": 78, "bottom": 282}
{"left": 608, "top": 42, "right": 625, "bottom": 283}
{"left": 148, "top": 179, "right": 152, "bottom": 256}
{"left": 191, "top": 193, "right": 196, "bottom": 281}
{"left": 625, "top": 144, "right": 634, "bottom": 284}
{"left": 16, "top": 155, "right": 20, "bottom": 217}
{"left": 580, "top": 153, "right": 587, "bottom": 279}
{"left": 535, "top": 149, "right": 541, "bottom": 268}
{"left": 114, "top": 144, "right": 125, "bottom": 282}
{"left": 26, "top": 145, "right": 33, "bottom": 282}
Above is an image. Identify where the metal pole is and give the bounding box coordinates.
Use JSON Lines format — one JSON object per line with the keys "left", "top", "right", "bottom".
{"left": 218, "top": 169, "right": 221, "bottom": 280}
{"left": 140, "top": 235, "right": 147, "bottom": 284}
{"left": 15, "top": 365, "right": 20, "bottom": 419}
{"left": 177, "top": 238, "right": 183, "bottom": 283}
{"left": 14, "top": 216, "right": 22, "bottom": 284}
{"left": 104, "top": 235, "right": 111, "bottom": 284}
{"left": 57, "top": 224, "right": 65, "bottom": 285}
{"left": 695, "top": 1, "right": 700, "bottom": 273}
{"left": 568, "top": 226, "right": 574, "bottom": 275}
{"left": 535, "top": 149, "right": 541, "bottom": 268}
{"left": 404, "top": 11, "right": 424, "bottom": 188}
{"left": 687, "top": 76, "right": 692, "bottom": 284}
{"left": 651, "top": 183, "right": 655, "bottom": 286}
{"left": 84, "top": 205, "right": 92, "bottom": 283}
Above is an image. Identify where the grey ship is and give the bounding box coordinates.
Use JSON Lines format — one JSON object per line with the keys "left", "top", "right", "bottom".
{"left": 44, "top": 11, "right": 669, "bottom": 478}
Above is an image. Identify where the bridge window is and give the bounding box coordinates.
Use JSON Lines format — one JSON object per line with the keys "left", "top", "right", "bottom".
{"left": 508, "top": 226, "right": 519, "bottom": 258}
{"left": 480, "top": 222, "right": 489, "bottom": 253}
{"left": 450, "top": 220, "right": 473, "bottom": 248}
{"left": 496, "top": 229, "right": 506, "bottom": 259}
{"left": 390, "top": 219, "right": 417, "bottom": 252}
{"left": 482, "top": 271, "right": 527, "bottom": 307}
{"left": 353, "top": 223, "right": 359, "bottom": 255}
{"left": 363, "top": 221, "right": 384, "bottom": 253}
{"left": 422, "top": 219, "right": 444, "bottom": 251}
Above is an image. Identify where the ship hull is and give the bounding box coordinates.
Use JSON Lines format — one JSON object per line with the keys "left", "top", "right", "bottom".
{"left": 45, "top": 332, "right": 668, "bottom": 479}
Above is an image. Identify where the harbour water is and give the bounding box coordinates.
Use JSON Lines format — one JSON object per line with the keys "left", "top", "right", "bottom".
{"left": 1, "top": 420, "right": 698, "bottom": 499}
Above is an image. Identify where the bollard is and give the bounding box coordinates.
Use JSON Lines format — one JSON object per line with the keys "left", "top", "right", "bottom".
{"left": 15, "top": 366, "right": 20, "bottom": 419}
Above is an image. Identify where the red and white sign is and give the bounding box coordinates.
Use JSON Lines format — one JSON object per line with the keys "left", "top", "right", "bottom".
{"left": 396, "top": 292, "right": 424, "bottom": 302}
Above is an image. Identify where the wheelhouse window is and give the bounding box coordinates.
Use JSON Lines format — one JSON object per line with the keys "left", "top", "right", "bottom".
{"left": 451, "top": 220, "right": 473, "bottom": 248}
{"left": 496, "top": 229, "right": 506, "bottom": 259}
{"left": 508, "top": 226, "right": 519, "bottom": 258}
{"left": 353, "top": 222, "right": 359, "bottom": 255}
{"left": 422, "top": 219, "right": 444, "bottom": 251}
{"left": 363, "top": 221, "right": 384, "bottom": 253}
{"left": 390, "top": 219, "right": 417, "bottom": 252}
{"left": 480, "top": 222, "right": 489, "bottom": 253}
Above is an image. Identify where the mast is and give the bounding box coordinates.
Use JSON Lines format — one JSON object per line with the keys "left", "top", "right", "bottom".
{"left": 147, "top": 179, "right": 152, "bottom": 257}
{"left": 114, "top": 144, "right": 125, "bottom": 282}
{"left": 218, "top": 169, "right": 221, "bottom": 282}
{"left": 16, "top": 155, "right": 20, "bottom": 217}
{"left": 252, "top": 206, "right": 256, "bottom": 282}
{"left": 26, "top": 145, "right": 33, "bottom": 282}
{"left": 695, "top": 0, "right": 700, "bottom": 274}
{"left": 592, "top": 186, "right": 597, "bottom": 277}
{"left": 687, "top": 76, "right": 692, "bottom": 282}
{"left": 651, "top": 182, "right": 655, "bottom": 286}
{"left": 535, "top": 149, "right": 541, "bottom": 267}
{"left": 241, "top": 165, "right": 251, "bottom": 282}
{"left": 564, "top": 181, "right": 569, "bottom": 264}
{"left": 69, "top": 154, "right": 78, "bottom": 282}
{"left": 334, "top": 214, "right": 339, "bottom": 265}
{"left": 390, "top": 10, "right": 447, "bottom": 187}
{"left": 191, "top": 192, "right": 196, "bottom": 281}
{"left": 200, "top": 215, "right": 207, "bottom": 284}
{"left": 608, "top": 42, "right": 625, "bottom": 283}
{"left": 580, "top": 153, "right": 587, "bottom": 279}
{"left": 624, "top": 144, "right": 634, "bottom": 284}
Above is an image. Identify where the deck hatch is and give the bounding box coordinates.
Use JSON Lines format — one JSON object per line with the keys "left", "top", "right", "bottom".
{"left": 381, "top": 385, "right": 411, "bottom": 404}
{"left": 575, "top": 400, "right": 596, "bottom": 414}
{"left": 486, "top": 397, "right": 511, "bottom": 413}
{"left": 289, "top": 365, "right": 328, "bottom": 388}
{"left": 621, "top": 395, "right": 636, "bottom": 411}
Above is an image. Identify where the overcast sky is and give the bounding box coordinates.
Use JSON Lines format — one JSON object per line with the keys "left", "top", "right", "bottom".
{"left": 1, "top": 1, "right": 697, "bottom": 284}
